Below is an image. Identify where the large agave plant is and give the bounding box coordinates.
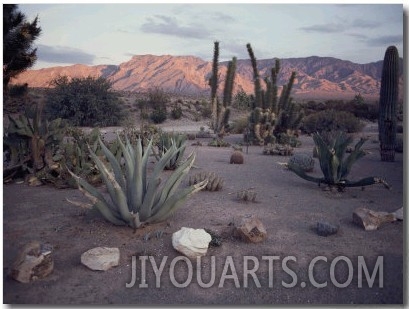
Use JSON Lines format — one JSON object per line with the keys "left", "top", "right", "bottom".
{"left": 288, "top": 132, "right": 390, "bottom": 191}
{"left": 68, "top": 135, "right": 207, "bottom": 229}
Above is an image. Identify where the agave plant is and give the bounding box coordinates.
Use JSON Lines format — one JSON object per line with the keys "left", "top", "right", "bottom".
{"left": 153, "top": 132, "right": 187, "bottom": 170}
{"left": 68, "top": 135, "right": 207, "bottom": 229}
{"left": 288, "top": 132, "right": 390, "bottom": 191}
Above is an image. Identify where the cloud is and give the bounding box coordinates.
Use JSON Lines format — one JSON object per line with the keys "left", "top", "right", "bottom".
{"left": 37, "top": 44, "right": 95, "bottom": 65}
{"left": 140, "top": 15, "right": 211, "bottom": 39}
{"left": 300, "top": 23, "right": 344, "bottom": 33}
{"left": 351, "top": 18, "right": 381, "bottom": 28}
{"left": 366, "top": 35, "right": 402, "bottom": 46}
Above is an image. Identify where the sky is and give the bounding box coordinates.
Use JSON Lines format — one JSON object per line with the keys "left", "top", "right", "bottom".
{"left": 16, "top": 1, "right": 405, "bottom": 69}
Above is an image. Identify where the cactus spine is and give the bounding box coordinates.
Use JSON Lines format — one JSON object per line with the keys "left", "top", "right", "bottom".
{"left": 209, "top": 41, "right": 236, "bottom": 134}
{"left": 378, "top": 45, "right": 399, "bottom": 162}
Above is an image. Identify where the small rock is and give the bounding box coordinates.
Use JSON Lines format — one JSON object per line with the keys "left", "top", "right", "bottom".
{"left": 352, "top": 207, "right": 396, "bottom": 231}
{"left": 316, "top": 221, "right": 338, "bottom": 237}
{"left": 11, "top": 241, "right": 54, "bottom": 283}
{"left": 234, "top": 215, "right": 267, "bottom": 243}
{"left": 172, "top": 227, "right": 212, "bottom": 259}
{"left": 81, "top": 247, "right": 120, "bottom": 271}
{"left": 392, "top": 207, "right": 403, "bottom": 221}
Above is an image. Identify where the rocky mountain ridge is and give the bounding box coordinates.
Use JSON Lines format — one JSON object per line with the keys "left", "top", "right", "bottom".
{"left": 11, "top": 54, "right": 404, "bottom": 100}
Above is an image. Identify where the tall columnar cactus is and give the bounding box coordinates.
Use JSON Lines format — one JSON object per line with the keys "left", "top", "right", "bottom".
{"left": 209, "top": 41, "right": 236, "bottom": 134}
{"left": 245, "top": 44, "right": 303, "bottom": 145}
{"left": 378, "top": 45, "right": 399, "bottom": 162}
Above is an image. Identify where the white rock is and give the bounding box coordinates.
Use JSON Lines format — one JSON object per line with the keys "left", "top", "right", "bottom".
{"left": 172, "top": 227, "right": 212, "bottom": 259}
{"left": 81, "top": 247, "right": 120, "bottom": 271}
{"left": 392, "top": 207, "right": 403, "bottom": 221}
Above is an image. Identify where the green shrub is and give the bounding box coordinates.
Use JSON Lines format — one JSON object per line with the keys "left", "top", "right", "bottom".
{"left": 230, "top": 116, "right": 249, "bottom": 134}
{"left": 150, "top": 108, "right": 167, "bottom": 124}
{"left": 301, "top": 109, "right": 363, "bottom": 134}
{"left": 147, "top": 87, "right": 169, "bottom": 110}
{"left": 233, "top": 90, "right": 251, "bottom": 110}
{"left": 200, "top": 104, "right": 212, "bottom": 119}
{"left": 8, "top": 83, "right": 28, "bottom": 97}
{"left": 45, "top": 76, "right": 124, "bottom": 127}
{"left": 170, "top": 104, "right": 183, "bottom": 119}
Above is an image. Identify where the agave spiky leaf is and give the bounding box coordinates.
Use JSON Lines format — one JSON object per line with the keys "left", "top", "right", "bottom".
{"left": 69, "top": 135, "right": 204, "bottom": 228}
{"left": 289, "top": 132, "right": 389, "bottom": 190}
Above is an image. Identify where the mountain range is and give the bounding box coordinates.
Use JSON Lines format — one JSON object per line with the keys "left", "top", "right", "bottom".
{"left": 11, "top": 54, "right": 404, "bottom": 101}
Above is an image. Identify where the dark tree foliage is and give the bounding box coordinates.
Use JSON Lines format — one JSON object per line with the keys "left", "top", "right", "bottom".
{"left": 3, "top": 4, "right": 41, "bottom": 88}
{"left": 45, "top": 76, "right": 125, "bottom": 127}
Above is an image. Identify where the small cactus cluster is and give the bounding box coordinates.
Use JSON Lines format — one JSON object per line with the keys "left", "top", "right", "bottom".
{"left": 189, "top": 171, "right": 224, "bottom": 191}
{"left": 230, "top": 150, "right": 244, "bottom": 164}
{"left": 288, "top": 153, "right": 315, "bottom": 173}
{"left": 263, "top": 144, "right": 294, "bottom": 156}
{"left": 236, "top": 189, "right": 257, "bottom": 202}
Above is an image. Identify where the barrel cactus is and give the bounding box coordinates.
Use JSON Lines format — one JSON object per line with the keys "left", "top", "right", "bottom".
{"left": 189, "top": 171, "right": 224, "bottom": 191}
{"left": 230, "top": 150, "right": 244, "bottom": 164}
{"left": 378, "top": 46, "right": 399, "bottom": 162}
{"left": 288, "top": 153, "right": 315, "bottom": 173}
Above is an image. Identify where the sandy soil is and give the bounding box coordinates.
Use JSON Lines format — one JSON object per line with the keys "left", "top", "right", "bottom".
{"left": 2, "top": 129, "right": 404, "bottom": 305}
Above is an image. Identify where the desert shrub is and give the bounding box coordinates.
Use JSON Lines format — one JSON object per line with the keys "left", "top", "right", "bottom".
{"left": 200, "top": 104, "right": 212, "bottom": 119}
{"left": 301, "top": 109, "right": 363, "bottom": 134}
{"left": 45, "top": 76, "right": 124, "bottom": 127}
{"left": 147, "top": 87, "right": 169, "bottom": 110}
{"left": 230, "top": 116, "right": 248, "bottom": 134}
{"left": 150, "top": 108, "right": 167, "bottom": 124}
{"left": 8, "top": 83, "right": 28, "bottom": 97}
{"left": 301, "top": 97, "right": 378, "bottom": 121}
{"left": 233, "top": 90, "right": 251, "bottom": 110}
{"left": 170, "top": 104, "right": 183, "bottom": 119}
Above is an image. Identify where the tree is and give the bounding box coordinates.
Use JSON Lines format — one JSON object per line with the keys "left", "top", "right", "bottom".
{"left": 3, "top": 4, "right": 41, "bottom": 88}
{"left": 45, "top": 76, "right": 125, "bottom": 127}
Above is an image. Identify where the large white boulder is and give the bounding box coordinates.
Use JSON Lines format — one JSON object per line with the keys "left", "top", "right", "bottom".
{"left": 172, "top": 227, "right": 212, "bottom": 259}
{"left": 81, "top": 247, "right": 120, "bottom": 271}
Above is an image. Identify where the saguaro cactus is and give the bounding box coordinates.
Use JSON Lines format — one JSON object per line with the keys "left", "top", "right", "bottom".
{"left": 378, "top": 45, "right": 399, "bottom": 162}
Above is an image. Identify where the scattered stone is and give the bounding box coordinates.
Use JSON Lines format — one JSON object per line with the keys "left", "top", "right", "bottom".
{"left": 204, "top": 228, "right": 222, "bottom": 247}
{"left": 316, "top": 221, "right": 339, "bottom": 237}
{"left": 230, "top": 150, "right": 244, "bottom": 164}
{"left": 234, "top": 215, "right": 267, "bottom": 243}
{"left": 81, "top": 247, "right": 120, "bottom": 271}
{"left": 11, "top": 241, "right": 54, "bottom": 283}
{"left": 352, "top": 207, "right": 396, "bottom": 231}
{"left": 27, "top": 175, "right": 42, "bottom": 187}
{"left": 392, "top": 207, "right": 403, "bottom": 221}
{"left": 172, "top": 227, "right": 212, "bottom": 259}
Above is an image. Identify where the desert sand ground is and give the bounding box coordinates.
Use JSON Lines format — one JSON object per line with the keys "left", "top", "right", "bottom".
{"left": 2, "top": 120, "right": 404, "bottom": 305}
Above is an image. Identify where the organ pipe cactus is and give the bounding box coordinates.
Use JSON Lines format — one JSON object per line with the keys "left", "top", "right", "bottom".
{"left": 68, "top": 135, "right": 207, "bottom": 229}
{"left": 245, "top": 44, "right": 302, "bottom": 145}
{"left": 288, "top": 132, "right": 390, "bottom": 191}
{"left": 378, "top": 45, "right": 399, "bottom": 162}
{"left": 209, "top": 41, "right": 237, "bottom": 134}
